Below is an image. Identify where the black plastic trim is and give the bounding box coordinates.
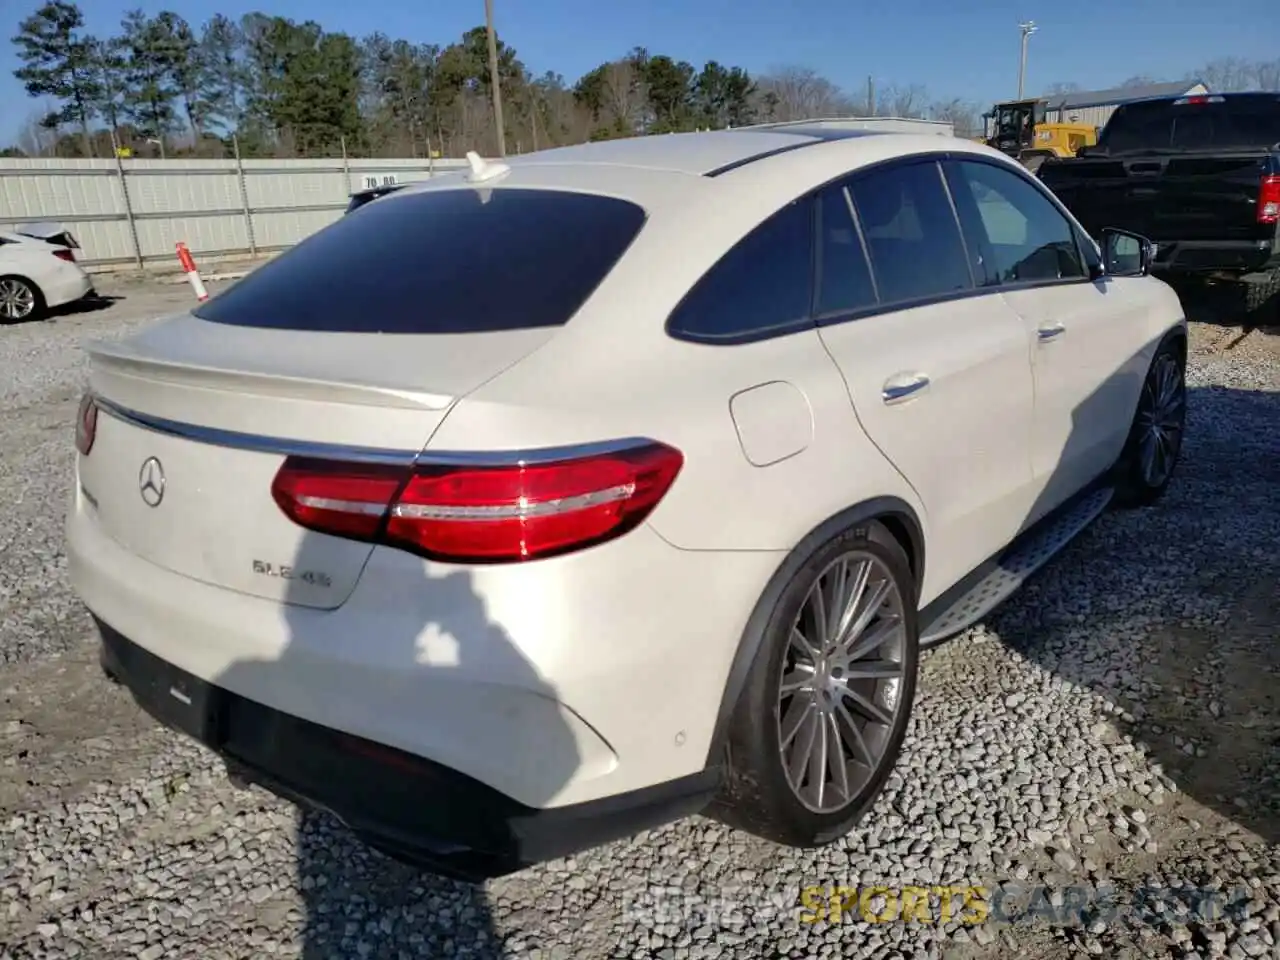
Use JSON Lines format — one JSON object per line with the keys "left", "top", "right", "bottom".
{"left": 92, "top": 393, "right": 664, "bottom": 469}
{"left": 703, "top": 127, "right": 888, "bottom": 178}
{"left": 96, "top": 618, "right": 721, "bottom": 883}
{"left": 704, "top": 141, "right": 822, "bottom": 177}
{"left": 704, "top": 497, "right": 925, "bottom": 765}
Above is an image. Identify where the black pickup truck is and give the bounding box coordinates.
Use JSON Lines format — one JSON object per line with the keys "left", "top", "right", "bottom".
{"left": 1038, "top": 92, "right": 1280, "bottom": 312}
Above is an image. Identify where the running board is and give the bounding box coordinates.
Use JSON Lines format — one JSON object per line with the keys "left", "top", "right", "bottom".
{"left": 918, "top": 486, "right": 1114, "bottom": 647}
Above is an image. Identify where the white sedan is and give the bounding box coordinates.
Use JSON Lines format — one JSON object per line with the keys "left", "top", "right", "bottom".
{"left": 0, "top": 231, "right": 94, "bottom": 323}
{"left": 65, "top": 128, "right": 1187, "bottom": 881}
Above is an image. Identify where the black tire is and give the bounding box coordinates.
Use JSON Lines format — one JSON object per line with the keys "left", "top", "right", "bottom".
{"left": 706, "top": 521, "right": 919, "bottom": 848}
{"left": 0, "top": 275, "right": 45, "bottom": 324}
{"left": 1111, "top": 335, "right": 1187, "bottom": 509}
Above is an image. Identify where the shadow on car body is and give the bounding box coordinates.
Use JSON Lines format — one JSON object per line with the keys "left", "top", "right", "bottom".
{"left": 211, "top": 527, "right": 582, "bottom": 959}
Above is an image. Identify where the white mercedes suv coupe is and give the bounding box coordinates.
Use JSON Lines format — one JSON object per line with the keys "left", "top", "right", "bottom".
{"left": 66, "top": 126, "right": 1187, "bottom": 881}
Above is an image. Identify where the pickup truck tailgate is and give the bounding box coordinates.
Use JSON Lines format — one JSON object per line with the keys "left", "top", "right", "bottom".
{"left": 1044, "top": 153, "right": 1274, "bottom": 243}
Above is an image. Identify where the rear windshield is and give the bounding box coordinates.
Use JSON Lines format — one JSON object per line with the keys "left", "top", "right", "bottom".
{"left": 1097, "top": 95, "right": 1280, "bottom": 154}
{"left": 195, "top": 187, "right": 647, "bottom": 333}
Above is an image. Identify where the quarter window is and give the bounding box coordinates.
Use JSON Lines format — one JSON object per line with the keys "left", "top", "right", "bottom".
{"left": 667, "top": 198, "right": 813, "bottom": 341}
{"left": 947, "top": 160, "right": 1086, "bottom": 285}
{"left": 847, "top": 161, "right": 974, "bottom": 305}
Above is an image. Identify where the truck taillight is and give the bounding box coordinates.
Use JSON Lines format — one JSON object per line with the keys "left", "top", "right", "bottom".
{"left": 1259, "top": 175, "right": 1280, "bottom": 225}
{"left": 75, "top": 392, "right": 98, "bottom": 456}
{"left": 271, "top": 441, "right": 684, "bottom": 563}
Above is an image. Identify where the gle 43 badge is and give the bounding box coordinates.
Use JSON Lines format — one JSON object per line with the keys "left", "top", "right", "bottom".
{"left": 252, "top": 560, "right": 332, "bottom": 589}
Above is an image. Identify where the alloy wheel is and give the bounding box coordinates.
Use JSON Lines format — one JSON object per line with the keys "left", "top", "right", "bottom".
{"left": 777, "top": 550, "right": 908, "bottom": 814}
{"left": 1136, "top": 353, "right": 1185, "bottom": 488}
{"left": 0, "top": 279, "right": 35, "bottom": 321}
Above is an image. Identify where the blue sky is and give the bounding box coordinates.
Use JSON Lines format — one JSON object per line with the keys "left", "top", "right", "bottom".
{"left": 2, "top": 0, "right": 1277, "bottom": 143}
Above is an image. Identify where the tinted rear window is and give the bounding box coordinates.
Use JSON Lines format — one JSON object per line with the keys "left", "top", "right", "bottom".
{"left": 195, "top": 188, "right": 647, "bottom": 333}
{"left": 1098, "top": 96, "right": 1280, "bottom": 154}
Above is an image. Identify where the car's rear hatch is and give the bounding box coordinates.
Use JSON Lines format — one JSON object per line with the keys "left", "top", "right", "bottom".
{"left": 81, "top": 317, "right": 559, "bottom": 609}
{"left": 77, "top": 183, "right": 648, "bottom": 610}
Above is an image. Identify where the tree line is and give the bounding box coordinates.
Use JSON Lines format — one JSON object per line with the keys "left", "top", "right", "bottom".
{"left": 7, "top": 0, "right": 1280, "bottom": 160}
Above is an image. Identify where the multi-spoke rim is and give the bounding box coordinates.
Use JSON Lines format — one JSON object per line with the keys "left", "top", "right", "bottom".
{"left": 0, "top": 278, "right": 35, "bottom": 321}
{"left": 1136, "top": 353, "right": 1185, "bottom": 488}
{"left": 777, "top": 550, "right": 908, "bottom": 814}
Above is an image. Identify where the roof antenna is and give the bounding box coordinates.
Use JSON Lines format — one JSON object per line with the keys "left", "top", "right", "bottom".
{"left": 465, "top": 150, "right": 510, "bottom": 184}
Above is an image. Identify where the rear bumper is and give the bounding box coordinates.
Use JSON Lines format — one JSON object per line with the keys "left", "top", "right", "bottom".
{"left": 1147, "top": 238, "right": 1278, "bottom": 276}
{"left": 41, "top": 264, "right": 93, "bottom": 308}
{"left": 97, "top": 619, "right": 719, "bottom": 881}
{"left": 67, "top": 460, "right": 782, "bottom": 808}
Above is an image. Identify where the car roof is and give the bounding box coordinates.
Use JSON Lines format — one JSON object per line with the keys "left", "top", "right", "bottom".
{"left": 388, "top": 128, "right": 1015, "bottom": 217}
{"left": 491, "top": 126, "right": 925, "bottom": 178}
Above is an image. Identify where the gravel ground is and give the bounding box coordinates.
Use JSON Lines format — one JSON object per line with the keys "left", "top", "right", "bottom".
{"left": 1, "top": 279, "right": 1277, "bottom": 960}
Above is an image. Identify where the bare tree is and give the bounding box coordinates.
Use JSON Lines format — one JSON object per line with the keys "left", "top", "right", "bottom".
{"left": 1256, "top": 59, "right": 1280, "bottom": 92}
{"left": 929, "top": 97, "right": 982, "bottom": 136}
{"left": 754, "top": 66, "right": 853, "bottom": 122}
{"left": 876, "top": 82, "right": 928, "bottom": 118}
{"left": 602, "top": 60, "right": 645, "bottom": 131}
{"left": 1197, "top": 56, "right": 1280, "bottom": 92}
{"left": 16, "top": 105, "right": 59, "bottom": 156}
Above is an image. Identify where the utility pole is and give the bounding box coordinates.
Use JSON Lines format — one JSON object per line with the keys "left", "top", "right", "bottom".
{"left": 1017, "top": 21, "right": 1038, "bottom": 99}
{"left": 485, "top": 0, "right": 506, "bottom": 157}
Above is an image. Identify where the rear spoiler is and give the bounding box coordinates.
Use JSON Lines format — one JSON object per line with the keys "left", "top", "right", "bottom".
{"left": 86, "top": 329, "right": 455, "bottom": 412}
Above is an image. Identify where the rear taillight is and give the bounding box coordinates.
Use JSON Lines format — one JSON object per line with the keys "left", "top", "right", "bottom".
{"left": 75, "top": 393, "right": 97, "bottom": 456}
{"left": 271, "top": 441, "right": 684, "bottom": 563}
{"left": 1259, "top": 175, "right": 1280, "bottom": 225}
{"left": 53, "top": 248, "right": 76, "bottom": 263}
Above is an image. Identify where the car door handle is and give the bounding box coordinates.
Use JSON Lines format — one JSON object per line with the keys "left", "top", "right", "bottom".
{"left": 1037, "top": 323, "right": 1066, "bottom": 342}
{"left": 881, "top": 373, "right": 931, "bottom": 405}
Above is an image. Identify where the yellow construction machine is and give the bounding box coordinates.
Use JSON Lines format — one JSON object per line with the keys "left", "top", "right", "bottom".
{"left": 982, "top": 98, "right": 1098, "bottom": 172}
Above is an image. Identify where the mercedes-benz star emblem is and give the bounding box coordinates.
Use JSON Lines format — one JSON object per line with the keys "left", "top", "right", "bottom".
{"left": 139, "top": 457, "right": 165, "bottom": 508}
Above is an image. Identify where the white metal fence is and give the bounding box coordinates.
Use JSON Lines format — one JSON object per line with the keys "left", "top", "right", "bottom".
{"left": 0, "top": 156, "right": 471, "bottom": 273}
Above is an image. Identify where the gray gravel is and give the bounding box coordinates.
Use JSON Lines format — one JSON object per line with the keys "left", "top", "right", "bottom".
{"left": 1, "top": 287, "right": 1277, "bottom": 959}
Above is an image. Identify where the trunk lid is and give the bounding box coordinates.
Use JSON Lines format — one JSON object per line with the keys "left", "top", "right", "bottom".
{"left": 79, "top": 312, "right": 557, "bottom": 609}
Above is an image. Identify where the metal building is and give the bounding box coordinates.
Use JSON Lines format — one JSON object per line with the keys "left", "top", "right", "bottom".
{"left": 1040, "top": 79, "right": 1209, "bottom": 132}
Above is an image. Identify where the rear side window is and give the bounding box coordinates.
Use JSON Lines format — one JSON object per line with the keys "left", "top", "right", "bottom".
{"left": 195, "top": 188, "right": 647, "bottom": 333}
{"left": 666, "top": 198, "right": 813, "bottom": 342}
{"left": 815, "top": 183, "right": 877, "bottom": 317}
{"left": 848, "top": 161, "right": 973, "bottom": 305}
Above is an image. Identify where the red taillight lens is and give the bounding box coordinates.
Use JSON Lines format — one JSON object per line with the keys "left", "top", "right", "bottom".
{"left": 1258, "top": 175, "right": 1280, "bottom": 225}
{"left": 53, "top": 248, "right": 76, "bottom": 263}
{"left": 271, "top": 458, "right": 407, "bottom": 540}
{"left": 75, "top": 393, "right": 97, "bottom": 456}
{"left": 271, "top": 441, "right": 684, "bottom": 563}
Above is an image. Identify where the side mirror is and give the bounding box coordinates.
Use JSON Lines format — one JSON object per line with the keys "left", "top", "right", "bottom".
{"left": 1100, "top": 228, "right": 1154, "bottom": 278}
